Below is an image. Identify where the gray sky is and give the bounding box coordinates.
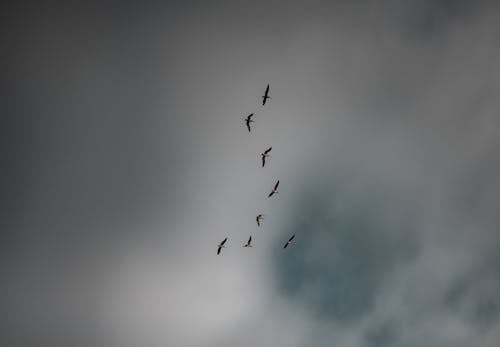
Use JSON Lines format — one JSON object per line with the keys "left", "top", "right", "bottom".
{"left": 3, "top": 1, "right": 500, "bottom": 346}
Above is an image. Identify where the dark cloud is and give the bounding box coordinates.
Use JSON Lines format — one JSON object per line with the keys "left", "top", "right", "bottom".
{"left": 444, "top": 253, "right": 500, "bottom": 330}
{"left": 273, "top": 179, "right": 419, "bottom": 322}
{"left": 364, "top": 318, "right": 400, "bottom": 347}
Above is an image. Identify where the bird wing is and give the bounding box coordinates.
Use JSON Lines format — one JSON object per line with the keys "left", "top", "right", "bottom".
{"left": 274, "top": 180, "right": 280, "bottom": 190}
{"left": 248, "top": 236, "right": 252, "bottom": 244}
{"left": 265, "top": 84, "right": 270, "bottom": 96}
{"left": 221, "top": 237, "right": 227, "bottom": 246}
{"left": 217, "top": 246, "right": 222, "bottom": 255}
{"left": 265, "top": 147, "right": 272, "bottom": 154}
{"left": 246, "top": 122, "right": 251, "bottom": 132}
{"left": 262, "top": 155, "right": 266, "bottom": 167}
{"left": 289, "top": 234, "right": 295, "bottom": 242}
{"left": 268, "top": 191, "right": 274, "bottom": 198}
{"left": 283, "top": 242, "right": 289, "bottom": 249}
{"left": 248, "top": 113, "right": 254, "bottom": 120}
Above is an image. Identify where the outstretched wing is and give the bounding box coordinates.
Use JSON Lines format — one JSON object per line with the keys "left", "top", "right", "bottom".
{"left": 264, "top": 147, "right": 272, "bottom": 154}
{"left": 274, "top": 180, "right": 280, "bottom": 190}
{"left": 261, "top": 155, "right": 266, "bottom": 167}
{"left": 217, "top": 246, "right": 222, "bottom": 255}
{"left": 283, "top": 242, "right": 289, "bottom": 249}
{"left": 268, "top": 191, "right": 274, "bottom": 198}
{"left": 262, "top": 86, "right": 270, "bottom": 105}
{"left": 246, "top": 121, "right": 251, "bottom": 132}
{"left": 221, "top": 237, "right": 228, "bottom": 246}
{"left": 288, "top": 234, "right": 295, "bottom": 242}
{"left": 248, "top": 236, "right": 252, "bottom": 244}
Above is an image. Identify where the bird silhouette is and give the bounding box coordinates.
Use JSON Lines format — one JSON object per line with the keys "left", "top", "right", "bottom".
{"left": 244, "top": 113, "right": 254, "bottom": 132}
{"left": 283, "top": 234, "right": 295, "bottom": 249}
{"left": 256, "top": 214, "right": 264, "bottom": 227}
{"left": 262, "top": 84, "right": 271, "bottom": 106}
{"left": 217, "top": 237, "right": 228, "bottom": 255}
{"left": 268, "top": 180, "right": 280, "bottom": 198}
{"left": 261, "top": 147, "right": 272, "bottom": 167}
{"left": 243, "top": 236, "right": 253, "bottom": 248}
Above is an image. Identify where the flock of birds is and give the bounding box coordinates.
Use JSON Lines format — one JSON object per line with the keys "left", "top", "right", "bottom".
{"left": 217, "top": 84, "right": 296, "bottom": 255}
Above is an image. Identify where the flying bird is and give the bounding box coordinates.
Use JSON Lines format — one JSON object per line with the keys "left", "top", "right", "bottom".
{"left": 262, "top": 84, "right": 271, "bottom": 106}
{"left": 256, "top": 214, "right": 264, "bottom": 227}
{"left": 217, "top": 237, "right": 228, "bottom": 255}
{"left": 260, "top": 147, "right": 272, "bottom": 167}
{"left": 267, "top": 180, "right": 280, "bottom": 198}
{"left": 283, "top": 234, "right": 295, "bottom": 249}
{"left": 244, "top": 113, "right": 254, "bottom": 132}
{"left": 243, "top": 236, "right": 253, "bottom": 248}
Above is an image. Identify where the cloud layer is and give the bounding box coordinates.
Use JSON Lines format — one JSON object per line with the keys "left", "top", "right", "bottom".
{"left": 3, "top": 1, "right": 500, "bottom": 346}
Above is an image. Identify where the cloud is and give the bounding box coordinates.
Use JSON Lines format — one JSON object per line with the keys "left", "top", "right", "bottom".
{"left": 3, "top": 1, "right": 500, "bottom": 347}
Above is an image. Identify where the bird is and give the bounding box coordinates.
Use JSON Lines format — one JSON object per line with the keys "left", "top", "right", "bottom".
{"left": 217, "top": 237, "right": 228, "bottom": 255}
{"left": 256, "top": 214, "right": 264, "bottom": 227}
{"left": 243, "top": 236, "right": 253, "bottom": 248}
{"left": 262, "top": 84, "right": 271, "bottom": 106}
{"left": 244, "top": 113, "right": 254, "bottom": 132}
{"left": 283, "top": 234, "right": 295, "bottom": 249}
{"left": 260, "top": 147, "right": 272, "bottom": 167}
{"left": 267, "top": 180, "right": 280, "bottom": 198}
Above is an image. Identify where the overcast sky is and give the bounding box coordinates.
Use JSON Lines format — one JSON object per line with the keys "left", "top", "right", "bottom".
{"left": 3, "top": 1, "right": 500, "bottom": 346}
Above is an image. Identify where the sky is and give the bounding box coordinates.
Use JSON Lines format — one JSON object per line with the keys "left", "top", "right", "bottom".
{"left": 3, "top": 1, "right": 500, "bottom": 346}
